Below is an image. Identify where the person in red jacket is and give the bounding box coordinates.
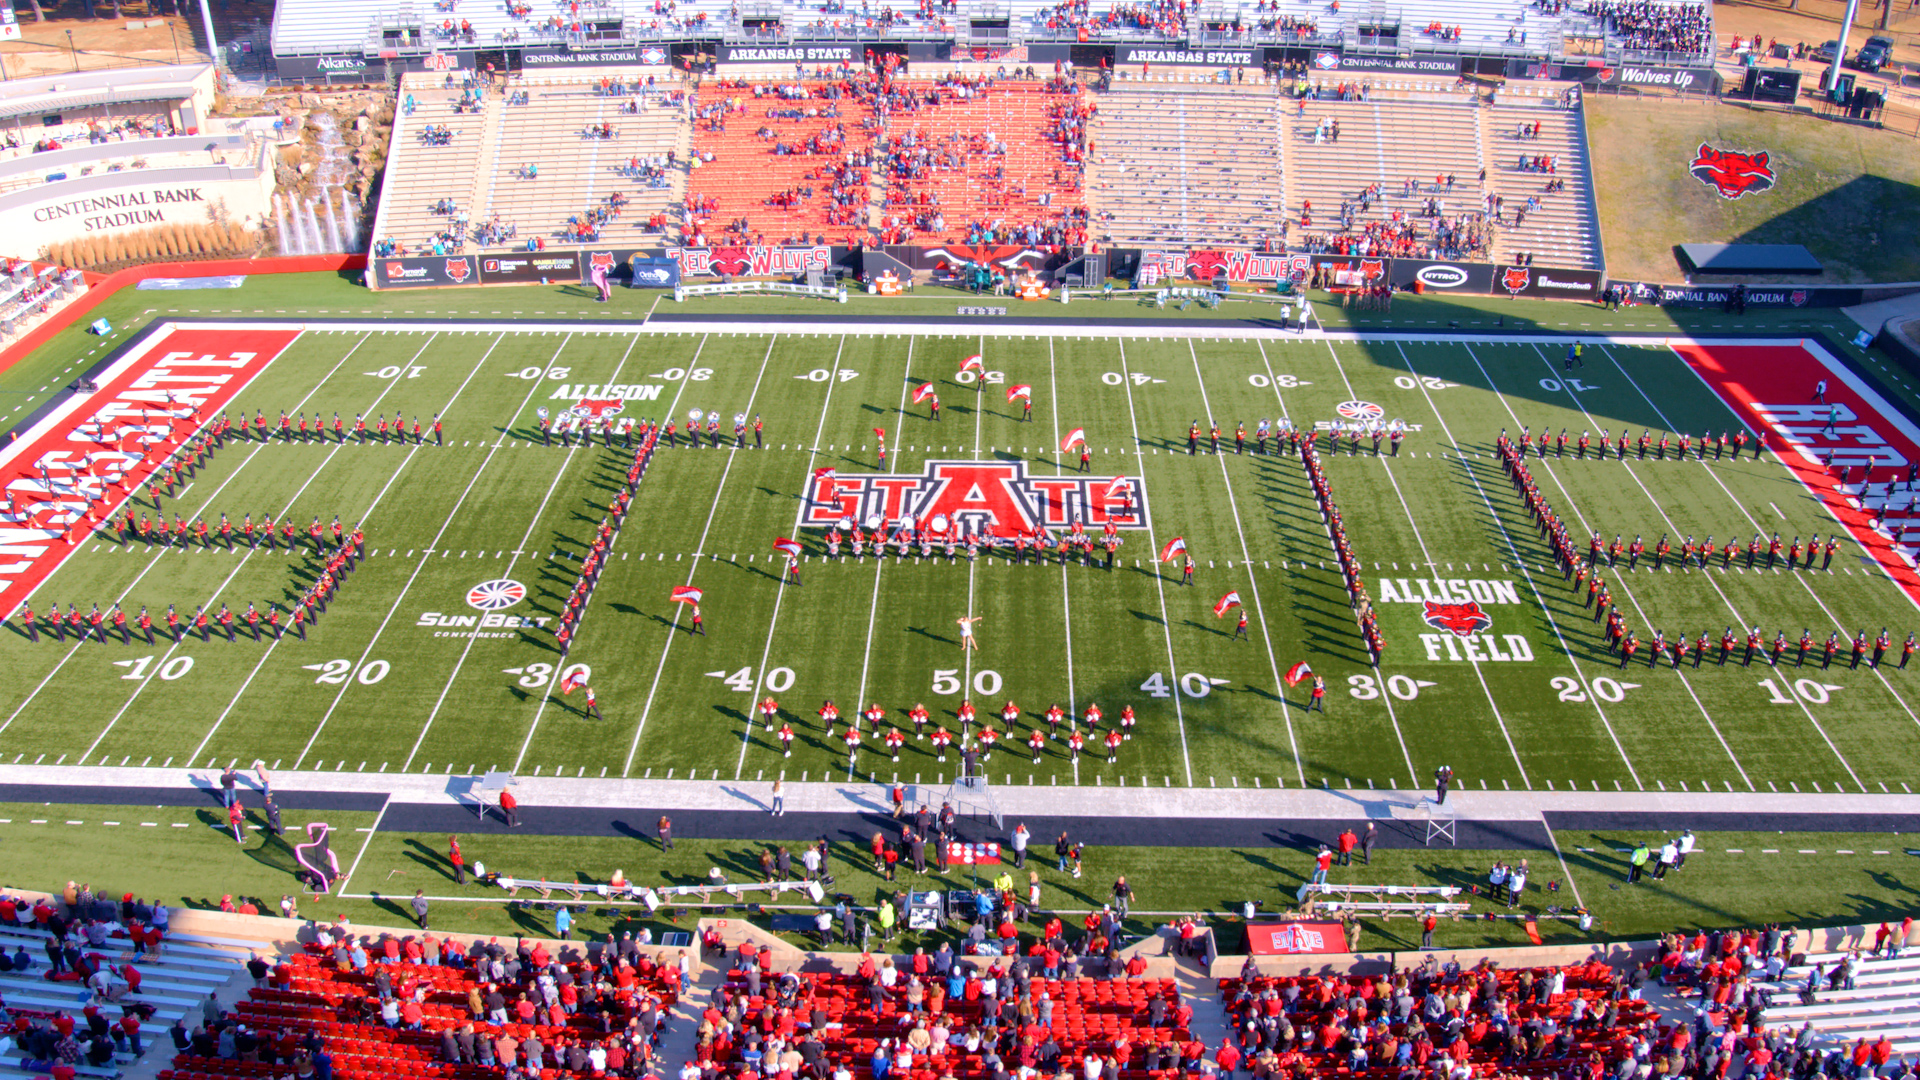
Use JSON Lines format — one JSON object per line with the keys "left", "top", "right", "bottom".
{"left": 448, "top": 836, "right": 466, "bottom": 885}
{"left": 498, "top": 788, "right": 520, "bottom": 828}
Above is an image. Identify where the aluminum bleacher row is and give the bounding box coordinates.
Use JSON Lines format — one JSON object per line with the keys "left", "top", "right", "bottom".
{"left": 1752, "top": 950, "right": 1920, "bottom": 1053}
{"left": 165, "top": 943, "right": 682, "bottom": 1080}
{"left": 713, "top": 966, "right": 1188, "bottom": 1079}
{"left": 0, "top": 918, "right": 251, "bottom": 1080}
{"left": 372, "top": 77, "right": 685, "bottom": 254}
{"left": 1089, "top": 83, "right": 1282, "bottom": 248}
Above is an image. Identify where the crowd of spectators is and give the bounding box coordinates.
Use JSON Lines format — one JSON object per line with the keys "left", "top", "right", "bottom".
{"left": 1031, "top": 0, "right": 1189, "bottom": 39}
{"left": 417, "top": 124, "right": 457, "bottom": 147}
{"left": 0, "top": 885, "right": 173, "bottom": 1076}
{"left": 1252, "top": 6, "right": 1320, "bottom": 39}
{"left": 1581, "top": 0, "right": 1711, "bottom": 57}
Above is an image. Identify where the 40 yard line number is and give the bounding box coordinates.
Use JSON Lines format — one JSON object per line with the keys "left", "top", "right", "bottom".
{"left": 1140, "top": 671, "right": 1229, "bottom": 698}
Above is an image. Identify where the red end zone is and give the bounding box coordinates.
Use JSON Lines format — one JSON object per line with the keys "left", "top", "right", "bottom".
{"left": 0, "top": 326, "right": 301, "bottom": 617}
{"left": 1673, "top": 341, "right": 1920, "bottom": 610}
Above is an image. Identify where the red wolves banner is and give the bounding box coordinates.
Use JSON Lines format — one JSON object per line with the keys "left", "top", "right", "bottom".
{"left": 912, "top": 383, "right": 938, "bottom": 404}
{"left": 0, "top": 326, "right": 301, "bottom": 618}
{"left": 669, "top": 245, "right": 833, "bottom": 279}
{"left": 1246, "top": 922, "right": 1349, "bottom": 955}
{"left": 1060, "top": 428, "right": 1086, "bottom": 452}
{"left": 1139, "top": 250, "right": 1312, "bottom": 284}
{"left": 802, "top": 459, "right": 1150, "bottom": 539}
{"left": 773, "top": 537, "right": 803, "bottom": 558}
{"left": 1689, "top": 144, "right": 1776, "bottom": 199}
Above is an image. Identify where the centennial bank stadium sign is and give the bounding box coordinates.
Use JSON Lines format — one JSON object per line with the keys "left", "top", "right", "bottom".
{"left": 801, "top": 460, "right": 1149, "bottom": 538}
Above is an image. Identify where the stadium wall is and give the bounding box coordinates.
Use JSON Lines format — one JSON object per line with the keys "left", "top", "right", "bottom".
{"left": 0, "top": 254, "right": 366, "bottom": 378}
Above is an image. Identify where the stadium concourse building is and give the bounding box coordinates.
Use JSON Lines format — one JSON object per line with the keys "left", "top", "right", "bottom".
{"left": 0, "top": 65, "right": 278, "bottom": 258}
{"left": 268, "top": 0, "right": 1721, "bottom": 85}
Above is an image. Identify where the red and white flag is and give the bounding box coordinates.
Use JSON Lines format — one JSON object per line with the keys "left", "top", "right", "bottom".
{"left": 959, "top": 354, "right": 984, "bottom": 373}
{"left": 1060, "top": 428, "right": 1086, "bottom": 452}
{"left": 873, "top": 427, "right": 887, "bottom": 440}
{"left": 773, "top": 537, "right": 803, "bottom": 558}
{"left": 912, "top": 383, "right": 939, "bottom": 404}
{"left": 1159, "top": 536, "right": 1187, "bottom": 562}
{"left": 1213, "top": 591, "right": 1242, "bottom": 617}
{"left": 1100, "top": 476, "right": 1129, "bottom": 504}
{"left": 560, "top": 670, "right": 584, "bottom": 696}
{"left": 1006, "top": 384, "right": 1032, "bottom": 402}
{"left": 670, "top": 586, "right": 704, "bottom": 605}
{"left": 1284, "top": 661, "right": 1313, "bottom": 687}
{"left": 813, "top": 466, "right": 837, "bottom": 482}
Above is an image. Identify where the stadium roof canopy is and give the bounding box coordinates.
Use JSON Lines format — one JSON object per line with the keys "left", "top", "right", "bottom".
{"left": 0, "top": 64, "right": 212, "bottom": 122}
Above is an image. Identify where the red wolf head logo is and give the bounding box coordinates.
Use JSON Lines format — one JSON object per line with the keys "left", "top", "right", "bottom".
{"left": 570, "top": 398, "right": 625, "bottom": 419}
{"left": 1789, "top": 289, "right": 1808, "bottom": 307}
{"left": 589, "top": 251, "right": 616, "bottom": 271}
{"left": 1358, "top": 259, "right": 1386, "bottom": 281}
{"left": 1501, "top": 267, "right": 1531, "bottom": 294}
{"left": 1183, "top": 250, "right": 1232, "bottom": 281}
{"left": 707, "top": 246, "right": 753, "bottom": 276}
{"left": 1423, "top": 600, "right": 1493, "bottom": 637}
{"left": 1689, "top": 144, "right": 1776, "bottom": 199}
{"left": 444, "top": 258, "right": 472, "bottom": 283}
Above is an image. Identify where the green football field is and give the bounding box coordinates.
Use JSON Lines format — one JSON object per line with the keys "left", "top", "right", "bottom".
{"left": 6, "top": 319, "right": 1920, "bottom": 796}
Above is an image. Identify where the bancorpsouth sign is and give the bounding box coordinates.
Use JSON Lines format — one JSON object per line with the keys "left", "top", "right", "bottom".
{"left": 32, "top": 187, "right": 206, "bottom": 231}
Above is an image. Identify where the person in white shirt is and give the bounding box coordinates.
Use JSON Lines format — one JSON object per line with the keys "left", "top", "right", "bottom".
{"left": 1488, "top": 863, "right": 1508, "bottom": 896}
{"left": 1507, "top": 861, "right": 1528, "bottom": 908}
{"left": 1655, "top": 840, "right": 1678, "bottom": 879}
{"left": 1676, "top": 829, "right": 1695, "bottom": 870}
{"left": 1083, "top": 1053, "right": 1103, "bottom": 1080}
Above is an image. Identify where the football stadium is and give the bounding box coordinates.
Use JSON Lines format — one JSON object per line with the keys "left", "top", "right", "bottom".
{"left": 2, "top": 0, "right": 1920, "bottom": 1076}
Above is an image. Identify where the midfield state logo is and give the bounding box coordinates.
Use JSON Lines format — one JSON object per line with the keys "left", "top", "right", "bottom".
{"left": 1423, "top": 600, "right": 1493, "bottom": 637}
{"left": 1689, "top": 143, "right": 1776, "bottom": 199}
{"left": 801, "top": 460, "right": 1149, "bottom": 538}
{"left": 569, "top": 397, "right": 625, "bottom": 419}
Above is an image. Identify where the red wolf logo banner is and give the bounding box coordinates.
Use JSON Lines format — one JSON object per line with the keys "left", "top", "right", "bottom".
{"left": 589, "top": 251, "right": 616, "bottom": 272}
{"left": 570, "top": 398, "right": 625, "bottom": 419}
{"left": 1689, "top": 144, "right": 1776, "bottom": 199}
{"left": 1423, "top": 600, "right": 1493, "bottom": 637}
{"left": 1358, "top": 259, "right": 1386, "bottom": 281}
{"left": 1501, "top": 267, "right": 1531, "bottom": 295}
{"left": 1789, "top": 290, "right": 1808, "bottom": 307}
{"left": 802, "top": 459, "right": 1149, "bottom": 539}
{"left": 444, "top": 258, "right": 472, "bottom": 283}
{"left": 707, "top": 246, "right": 753, "bottom": 276}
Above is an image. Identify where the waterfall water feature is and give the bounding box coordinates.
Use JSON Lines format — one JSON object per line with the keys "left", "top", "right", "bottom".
{"left": 280, "top": 112, "right": 364, "bottom": 256}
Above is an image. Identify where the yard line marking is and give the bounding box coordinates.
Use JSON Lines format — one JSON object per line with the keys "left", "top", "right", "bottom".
{"left": 962, "top": 333, "right": 985, "bottom": 742}
{"left": 851, "top": 337, "right": 918, "bottom": 731}
{"left": 1252, "top": 340, "right": 1322, "bottom": 786}
{"left": 184, "top": 336, "right": 500, "bottom": 765}
{"left": 1331, "top": 340, "right": 1529, "bottom": 787}
{"left": 625, "top": 335, "right": 779, "bottom": 776}
{"left": 1117, "top": 339, "right": 1192, "bottom": 786}
{"left": 1046, "top": 337, "right": 1079, "bottom": 734}
{"left": 291, "top": 334, "right": 541, "bottom": 770}
{"left": 1634, "top": 342, "right": 1920, "bottom": 735}
{"left": 509, "top": 333, "right": 648, "bottom": 771}
{"left": 333, "top": 794, "right": 391, "bottom": 894}
{"left": 0, "top": 327, "right": 354, "bottom": 741}
{"left": 734, "top": 336, "right": 847, "bottom": 781}
{"left": 1189, "top": 341, "right": 1316, "bottom": 784}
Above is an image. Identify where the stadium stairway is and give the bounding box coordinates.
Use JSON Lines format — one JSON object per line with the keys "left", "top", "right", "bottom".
{"left": 482, "top": 85, "right": 684, "bottom": 247}
{"left": 1753, "top": 951, "right": 1920, "bottom": 1053}
{"left": 1484, "top": 97, "right": 1603, "bottom": 271}
{"left": 1088, "top": 82, "right": 1283, "bottom": 248}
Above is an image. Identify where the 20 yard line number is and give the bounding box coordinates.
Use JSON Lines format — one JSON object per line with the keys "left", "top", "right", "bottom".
{"left": 1550, "top": 676, "right": 1634, "bottom": 703}
{"left": 304, "top": 659, "right": 391, "bottom": 685}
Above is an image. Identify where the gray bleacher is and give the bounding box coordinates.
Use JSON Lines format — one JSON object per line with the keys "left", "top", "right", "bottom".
{"left": 1754, "top": 950, "right": 1920, "bottom": 1053}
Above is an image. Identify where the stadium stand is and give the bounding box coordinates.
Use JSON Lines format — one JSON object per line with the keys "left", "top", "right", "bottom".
{"left": 171, "top": 932, "right": 682, "bottom": 1080}
{"left": 370, "top": 85, "right": 491, "bottom": 256}
{"left": 1219, "top": 956, "right": 1656, "bottom": 1072}
{"left": 1745, "top": 945, "right": 1920, "bottom": 1053}
{"left": 1485, "top": 93, "right": 1603, "bottom": 271}
{"left": 1088, "top": 83, "right": 1284, "bottom": 248}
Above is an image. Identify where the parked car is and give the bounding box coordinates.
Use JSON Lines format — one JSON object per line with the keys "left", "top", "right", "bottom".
{"left": 1851, "top": 35, "right": 1895, "bottom": 72}
{"left": 1810, "top": 39, "right": 1841, "bottom": 63}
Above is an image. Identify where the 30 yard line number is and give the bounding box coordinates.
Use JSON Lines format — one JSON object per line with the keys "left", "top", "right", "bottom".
{"left": 507, "top": 662, "right": 591, "bottom": 689}
{"left": 1349, "top": 674, "right": 1427, "bottom": 700}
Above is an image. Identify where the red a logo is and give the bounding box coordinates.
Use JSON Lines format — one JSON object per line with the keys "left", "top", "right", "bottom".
{"left": 444, "top": 258, "right": 472, "bottom": 283}
{"left": 1423, "top": 600, "right": 1493, "bottom": 637}
{"left": 1501, "top": 267, "right": 1531, "bottom": 294}
{"left": 1689, "top": 143, "right": 1776, "bottom": 199}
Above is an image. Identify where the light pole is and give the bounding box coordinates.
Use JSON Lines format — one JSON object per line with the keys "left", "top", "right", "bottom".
{"left": 66, "top": 29, "right": 77, "bottom": 72}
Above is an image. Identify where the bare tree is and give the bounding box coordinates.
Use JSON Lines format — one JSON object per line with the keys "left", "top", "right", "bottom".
{"left": 23, "top": 0, "right": 46, "bottom": 24}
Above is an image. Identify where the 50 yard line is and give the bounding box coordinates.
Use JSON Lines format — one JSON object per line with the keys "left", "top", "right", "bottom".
{"left": 849, "top": 336, "right": 917, "bottom": 762}
{"left": 1044, "top": 336, "right": 1080, "bottom": 786}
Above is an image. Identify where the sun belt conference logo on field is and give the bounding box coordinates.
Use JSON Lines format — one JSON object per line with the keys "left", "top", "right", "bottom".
{"left": 1335, "top": 400, "right": 1384, "bottom": 421}
{"left": 467, "top": 579, "right": 527, "bottom": 611}
{"left": 1689, "top": 143, "right": 1776, "bottom": 199}
{"left": 1422, "top": 600, "right": 1493, "bottom": 637}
